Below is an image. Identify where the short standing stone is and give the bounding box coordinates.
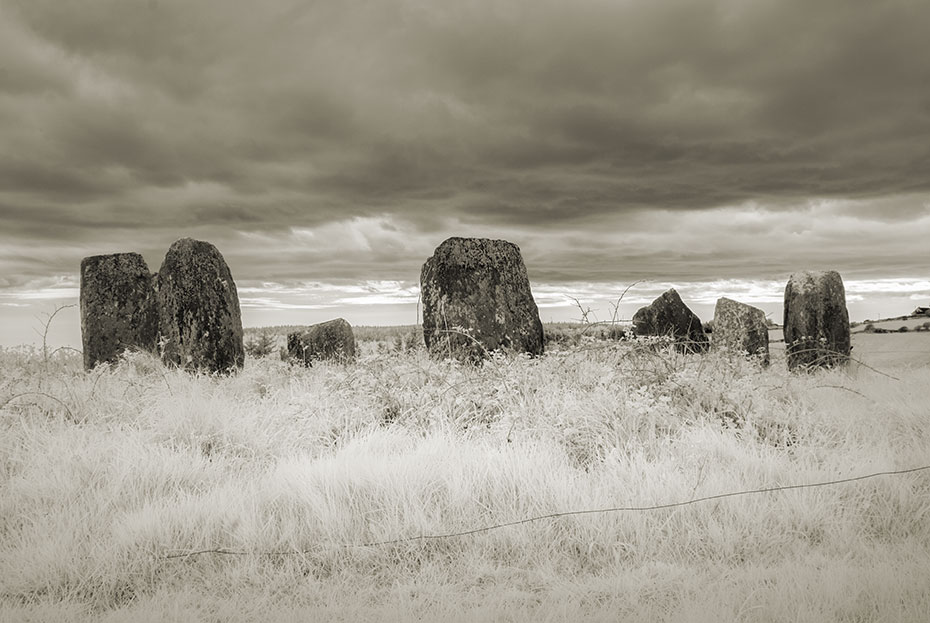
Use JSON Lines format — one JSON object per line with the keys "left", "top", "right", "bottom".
{"left": 156, "top": 238, "right": 244, "bottom": 373}
{"left": 632, "top": 288, "right": 709, "bottom": 353}
{"left": 783, "top": 270, "right": 850, "bottom": 371}
{"left": 712, "top": 297, "right": 770, "bottom": 365}
{"left": 287, "top": 318, "right": 356, "bottom": 365}
{"left": 420, "top": 237, "right": 544, "bottom": 361}
{"left": 80, "top": 253, "right": 158, "bottom": 369}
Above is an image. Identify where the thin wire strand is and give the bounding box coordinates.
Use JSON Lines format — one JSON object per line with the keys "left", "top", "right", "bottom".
{"left": 163, "top": 464, "right": 930, "bottom": 560}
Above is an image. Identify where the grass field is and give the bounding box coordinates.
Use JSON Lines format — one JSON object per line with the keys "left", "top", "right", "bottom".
{"left": 1, "top": 329, "right": 929, "bottom": 622}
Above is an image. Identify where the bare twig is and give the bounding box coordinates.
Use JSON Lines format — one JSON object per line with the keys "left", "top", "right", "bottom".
{"left": 39, "top": 304, "right": 77, "bottom": 370}
{"left": 1, "top": 392, "right": 77, "bottom": 422}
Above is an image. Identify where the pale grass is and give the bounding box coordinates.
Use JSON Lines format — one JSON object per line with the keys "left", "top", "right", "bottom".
{"left": 1, "top": 335, "right": 929, "bottom": 622}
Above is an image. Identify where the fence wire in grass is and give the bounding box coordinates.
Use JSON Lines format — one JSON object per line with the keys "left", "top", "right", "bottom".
{"left": 163, "top": 464, "right": 930, "bottom": 560}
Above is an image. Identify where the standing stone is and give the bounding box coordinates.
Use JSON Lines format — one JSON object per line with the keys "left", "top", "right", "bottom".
{"left": 420, "top": 237, "right": 544, "bottom": 361}
{"left": 712, "top": 297, "right": 770, "bottom": 365}
{"left": 783, "top": 270, "right": 850, "bottom": 371}
{"left": 80, "top": 253, "right": 158, "bottom": 370}
{"left": 156, "top": 238, "right": 244, "bottom": 373}
{"left": 632, "top": 288, "right": 709, "bottom": 353}
{"left": 287, "top": 318, "right": 356, "bottom": 365}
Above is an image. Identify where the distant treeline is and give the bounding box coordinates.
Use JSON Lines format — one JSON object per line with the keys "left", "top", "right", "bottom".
{"left": 243, "top": 322, "right": 632, "bottom": 351}
{"left": 245, "top": 324, "right": 422, "bottom": 342}
{"left": 243, "top": 313, "right": 926, "bottom": 358}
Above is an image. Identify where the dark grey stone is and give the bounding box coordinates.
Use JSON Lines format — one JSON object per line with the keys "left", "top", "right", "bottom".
{"left": 287, "top": 318, "right": 356, "bottom": 365}
{"left": 632, "top": 288, "right": 709, "bottom": 353}
{"left": 80, "top": 252, "right": 157, "bottom": 369}
{"left": 421, "top": 237, "right": 544, "bottom": 361}
{"left": 156, "top": 238, "right": 244, "bottom": 373}
{"left": 783, "top": 270, "right": 850, "bottom": 371}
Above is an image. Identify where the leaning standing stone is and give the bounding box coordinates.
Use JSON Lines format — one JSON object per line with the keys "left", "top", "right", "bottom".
{"left": 156, "top": 238, "right": 244, "bottom": 373}
{"left": 420, "top": 237, "right": 544, "bottom": 361}
{"left": 783, "top": 270, "right": 850, "bottom": 371}
{"left": 712, "top": 297, "right": 770, "bottom": 365}
{"left": 632, "top": 288, "right": 709, "bottom": 353}
{"left": 80, "top": 253, "right": 158, "bottom": 369}
{"left": 287, "top": 318, "right": 356, "bottom": 365}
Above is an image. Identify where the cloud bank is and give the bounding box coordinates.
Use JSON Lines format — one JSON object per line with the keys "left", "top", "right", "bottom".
{"left": 1, "top": 0, "right": 928, "bottom": 344}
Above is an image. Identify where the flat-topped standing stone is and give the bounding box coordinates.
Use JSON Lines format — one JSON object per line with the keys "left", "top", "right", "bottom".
{"left": 783, "top": 270, "right": 850, "bottom": 371}
{"left": 420, "top": 237, "right": 544, "bottom": 361}
{"left": 712, "top": 297, "right": 770, "bottom": 365}
{"left": 287, "top": 318, "right": 356, "bottom": 365}
{"left": 632, "top": 288, "right": 709, "bottom": 353}
{"left": 80, "top": 252, "right": 158, "bottom": 369}
{"left": 156, "top": 238, "right": 244, "bottom": 373}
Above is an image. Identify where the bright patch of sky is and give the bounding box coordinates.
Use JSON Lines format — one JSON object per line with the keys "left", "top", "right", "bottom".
{"left": 3, "top": 276, "right": 926, "bottom": 348}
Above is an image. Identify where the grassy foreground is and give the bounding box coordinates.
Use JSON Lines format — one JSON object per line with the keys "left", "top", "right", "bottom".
{"left": 1, "top": 332, "right": 929, "bottom": 622}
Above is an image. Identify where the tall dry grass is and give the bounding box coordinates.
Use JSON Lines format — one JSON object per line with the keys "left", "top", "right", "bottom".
{"left": 1, "top": 333, "right": 929, "bottom": 622}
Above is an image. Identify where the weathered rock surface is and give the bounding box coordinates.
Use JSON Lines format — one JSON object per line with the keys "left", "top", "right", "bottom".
{"left": 632, "top": 288, "right": 709, "bottom": 353}
{"left": 287, "top": 318, "right": 356, "bottom": 365}
{"left": 80, "top": 253, "right": 158, "bottom": 369}
{"left": 712, "top": 297, "right": 770, "bottom": 365}
{"left": 783, "top": 270, "right": 850, "bottom": 371}
{"left": 420, "top": 237, "right": 544, "bottom": 361}
{"left": 156, "top": 238, "right": 244, "bottom": 373}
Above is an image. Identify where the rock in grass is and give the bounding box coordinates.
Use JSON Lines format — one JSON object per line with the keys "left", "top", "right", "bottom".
{"left": 420, "top": 237, "right": 544, "bottom": 361}
{"left": 783, "top": 270, "right": 850, "bottom": 371}
{"left": 632, "top": 288, "right": 709, "bottom": 353}
{"left": 712, "top": 297, "right": 770, "bottom": 365}
{"left": 156, "top": 238, "right": 244, "bottom": 373}
{"left": 80, "top": 252, "right": 158, "bottom": 369}
{"left": 287, "top": 318, "right": 356, "bottom": 365}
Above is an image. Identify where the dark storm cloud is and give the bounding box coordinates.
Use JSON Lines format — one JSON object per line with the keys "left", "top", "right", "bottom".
{"left": 1, "top": 0, "right": 929, "bottom": 290}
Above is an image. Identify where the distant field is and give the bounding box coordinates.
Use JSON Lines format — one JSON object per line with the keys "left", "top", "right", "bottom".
{"left": 767, "top": 321, "right": 930, "bottom": 369}
{"left": 848, "top": 333, "right": 930, "bottom": 369}
{"left": 2, "top": 330, "right": 929, "bottom": 621}
{"left": 853, "top": 316, "right": 930, "bottom": 332}
{"left": 243, "top": 322, "right": 629, "bottom": 357}
{"left": 254, "top": 322, "right": 930, "bottom": 370}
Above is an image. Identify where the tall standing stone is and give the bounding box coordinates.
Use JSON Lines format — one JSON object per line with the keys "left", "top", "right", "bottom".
{"left": 156, "top": 238, "right": 244, "bottom": 373}
{"left": 783, "top": 270, "right": 850, "bottom": 371}
{"left": 420, "top": 237, "right": 544, "bottom": 361}
{"left": 632, "top": 288, "right": 709, "bottom": 353}
{"left": 287, "top": 318, "right": 356, "bottom": 365}
{"left": 80, "top": 253, "right": 158, "bottom": 370}
{"left": 712, "top": 297, "right": 770, "bottom": 365}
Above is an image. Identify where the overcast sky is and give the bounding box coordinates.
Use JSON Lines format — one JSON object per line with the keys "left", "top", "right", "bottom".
{"left": 1, "top": 0, "right": 929, "bottom": 346}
